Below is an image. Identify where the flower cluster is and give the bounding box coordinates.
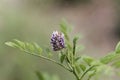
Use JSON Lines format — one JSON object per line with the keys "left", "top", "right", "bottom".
{"left": 50, "top": 31, "right": 65, "bottom": 51}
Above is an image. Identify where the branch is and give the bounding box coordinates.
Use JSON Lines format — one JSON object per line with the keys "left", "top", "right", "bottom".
{"left": 23, "top": 50, "right": 72, "bottom": 72}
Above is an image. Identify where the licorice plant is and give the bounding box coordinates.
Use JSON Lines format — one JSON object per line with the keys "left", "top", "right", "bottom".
{"left": 5, "top": 20, "right": 120, "bottom": 80}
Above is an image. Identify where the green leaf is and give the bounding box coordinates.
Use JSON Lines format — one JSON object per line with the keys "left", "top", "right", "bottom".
{"left": 46, "top": 48, "right": 53, "bottom": 57}
{"left": 83, "top": 56, "right": 94, "bottom": 66}
{"left": 33, "top": 42, "right": 42, "bottom": 54}
{"left": 115, "top": 41, "right": 120, "bottom": 53}
{"left": 79, "top": 64, "right": 86, "bottom": 71}
{"left": 75, "top": 57, "right": 81, "bottom": 62}
{"left": 35, "top": 71, "right": 44, "bottom": 80}
{"left": 46, "top": 48, "right": 50, "bottom": 53}
{"left": 60, "top": 20, "right": 69, "bottom": 41}
{"left": 60, "top": 20, "right": 67, "bottom": 32}
{"left": 73, "top": 36, "right": 79, "bottom": 55}
{"left": 88, "top": 69, "right": 96, "bottom": 80}
{"left": 25, "top": 42, "right": 35, "bottom": 52}
{"left": 14, "top": 39, "right": 26, "bottom": 50}
{"left": 75, "top": 64, "right": 81, "bottom": 74}
{"left": 66, "top": 41, "right": 72, "bottom": 50}
{"left": 5, "top": 40, "right": 25, "bottom": 50}
{"left": 5, "top": 39, "right": 43, "bottom": 55}
{"left": 112, "top": 60, "right": 120, "bottom": 68}
{"left": 76, "top": 45, "right": 85, "bottom": 53}
{"left": 100, "top": 52, "right": 119, "bottom": 64}
{"left": 73, "top": 36, "right": 79, "bottom": 44}
{"left": 59, "top": 53, "right": 66, "bottom": 63}
{"left": 5, "top": 42, "right": 19, "bottom": 48}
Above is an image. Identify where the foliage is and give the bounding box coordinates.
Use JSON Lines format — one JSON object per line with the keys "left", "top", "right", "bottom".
{"left": 5, "top": 20, "right": 120, "bottom": 80}
{"left": 35, "top": 71, "right": 60, "bottom": 80}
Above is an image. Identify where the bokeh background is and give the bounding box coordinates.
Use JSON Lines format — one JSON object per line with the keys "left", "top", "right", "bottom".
{"left": 0, "top": 0, "right": 120, "bottom": 80}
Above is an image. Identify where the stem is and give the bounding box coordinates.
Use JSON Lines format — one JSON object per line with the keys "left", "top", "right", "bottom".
{"left": 60, "top": 50, "right": 73, "bottom": 71}
{"left": 24, "top": 50, "right": 72, "bottom": 72}
{"left": 65, "top": 49, "right": 80, "bottom": 80}
{"left": 73, "top": 67, "right": 80, "bottom": 80}
{"left": 79, "top": 65, "right": 96, "bottom": 80}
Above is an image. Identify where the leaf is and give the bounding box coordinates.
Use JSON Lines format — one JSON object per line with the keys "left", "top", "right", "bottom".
{"left": 25, "top": 42, "right": 35, "bottom": 52}
{"left": 115, "top": 41, "right": 120, "bottom": 54}
{"left": 14, "top": 39, "right": 26, "bottom": 50}
{"left": 79, "top": 64, "right": 86, "bottom": 71}
{"left": 66, "top": 41, "right": 72, "bottom": 50}
{"left": 5, "top": 42, "right": 19, "bottom": 48}
{"left": 5, "top": 39, "right": 43, "bottom": 55}
{"left": 112, "top": 60, "right": 120, "bottom": 68}
{"left": 100, "top": 52, "right": 119, "bottom": 64}
{"left": 73, "top": 36, "right": 79, "bottom": 44}
{"left": 75, "top": 57, "right": 81, "bottom": 62}
{"left": 5, "top": 40, "right": 25, "bottom": 50}
{"left": 60, "top": 19, "right": 67, "bottom": 33}
{"left": 33, "top": 42, "right": 42, "bottom": 54}
{"left": 60, "top": 20, "right": 69, "bottom": 41}
{"left": 46, "top": 48, "right": 53, "bottom": 57}
{"left": 46, "top": 48, "right": 50, "bottom": 53}
{"left": 75, "top": 64, "right": 81, "bottom": 74}
{"left": 83, "top": 56, "right": 94, "bottom": 66}
{"left": 59, "top": 53, "right": 66, "bottom": 63}
{"left": 88, "top": 69, "right": 96, "bottom": 80}
{"left": 35, "top": 71, "right": 44, "bottom": 80}
{"left": 61, "top": 54, "right": 66, "bottom": 63}
{"left": 76, "top": 45, "right": 85, "bottom": 53}
{"left": 73, "top": 36, "right": 79, "bottom": 55}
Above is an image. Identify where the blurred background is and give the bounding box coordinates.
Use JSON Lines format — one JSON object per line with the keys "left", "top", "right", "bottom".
{"left": 0, "top": 0, "right": 120, "bottom": 80}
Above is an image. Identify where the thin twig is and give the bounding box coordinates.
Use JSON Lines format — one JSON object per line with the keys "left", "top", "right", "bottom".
{"left": 79, "top": 65, "right": 96, "bottom": 80}
{"left": 72, "top": 67, "right": 80, "bottom": 80}
{"left": 23, "top": 50, "right": 72, "bottom": 72}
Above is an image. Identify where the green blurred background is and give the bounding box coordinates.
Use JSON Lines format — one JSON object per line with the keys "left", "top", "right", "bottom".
{"left": 0, "top": 0, "right": 120, "bottom": 80}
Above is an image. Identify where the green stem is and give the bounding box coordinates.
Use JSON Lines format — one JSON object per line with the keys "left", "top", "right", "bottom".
{"left": 23, "top": 50, "right": 72, "bottom": 72}
{"left": 65, "top": 50, "right": 80, "bottom": 80}
{"left": 79, "top": 65, "right": 96, "bottom": 80}
{"left": 73, "top": 67, "right": 80, "bottom": 80}
{"left": 60, "top": 50, "right": 73, "bottom": 71}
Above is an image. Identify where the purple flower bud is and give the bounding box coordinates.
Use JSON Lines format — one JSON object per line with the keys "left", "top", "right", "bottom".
{"left": 50, "top": 31, "right": 65, "bottom": 51}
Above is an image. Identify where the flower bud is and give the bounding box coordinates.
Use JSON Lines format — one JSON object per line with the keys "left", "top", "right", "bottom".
{"left": 50, "top": 31, "right": 65, "bottom": 51}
